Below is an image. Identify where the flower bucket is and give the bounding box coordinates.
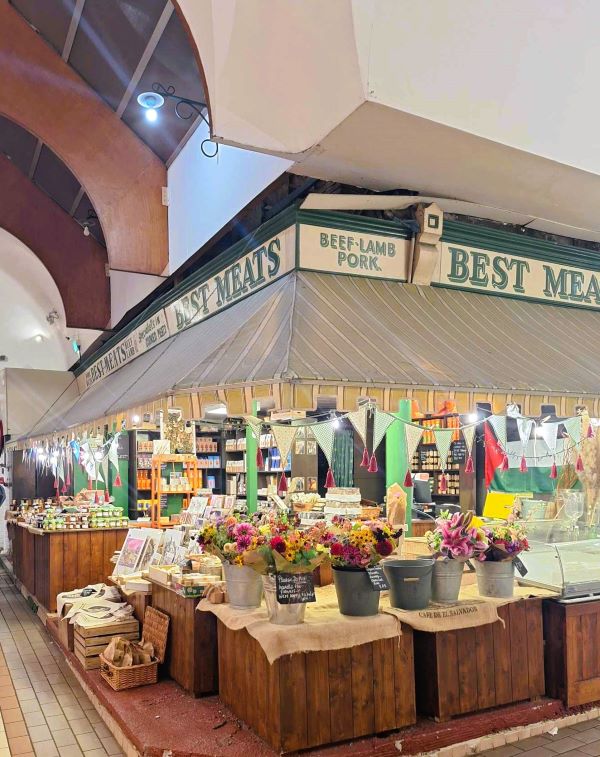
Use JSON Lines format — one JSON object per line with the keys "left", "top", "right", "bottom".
{"left": 262, "top": 575, "right": 306, "bottom": 625}
{"left": 222, "top": 563, "right": 263, "bottom": 609}
{"left": 431, "top": 558, "right": 464, "bottom": 603}
{"left": 332, "top": 567, "right": 380, "bottom": 617}
{"left": 474, "top": 560, "right": 515, "bottom": 598}
{"left": 383, "top": 559, "right": 434, "bottom": 610}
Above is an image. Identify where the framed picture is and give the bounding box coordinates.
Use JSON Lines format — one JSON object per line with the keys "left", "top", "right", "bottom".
{"left": 291, "top": 476, "right": 305, "bottom": 493}
{"left": 307, "top": 440, "right": 317, "bottom": 456}
{"left": 295, "top": 440, "right": 305, "bottom": 455}
{"left": 306, "top": 477, "right": 318, "bottom": 493}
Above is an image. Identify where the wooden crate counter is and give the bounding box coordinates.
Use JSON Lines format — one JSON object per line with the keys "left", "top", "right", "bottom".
{"left": 199, "top": 586, "right": 416, "bottom": 753}
{"left": 10, "top": 523, "right": 128, "bottom": 613}
{"left": 544, "top": 598, "right": 600, "bottom": 707}
{"left": 414, "top": 597, "right": 545, "bottom": 720}
{"left": 150, "top": 580, "right": 218, "bottom": 697}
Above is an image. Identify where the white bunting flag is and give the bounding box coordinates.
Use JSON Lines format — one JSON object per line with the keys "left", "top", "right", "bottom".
{"left": 433, "top": 428, "right": 454, "bottom": 470}
{"left": 539, "top": 422, "right": 559, "bottom": 454}
{"left": 404, "top": 424, "right": 424, "bottom": 467}
{"left": 517, "top": 418, "right": 534, "bottom": 452}
{"left": 372, "top": 409, "right": 396, "bottom": 453}
{"left": 347, "top": 405, "right": 369, "bottom": 449}
{"left": 271, "top": 425, "right": 298, "bottom": 469}
{"left": 311, "top": 420, "right": 337, "bottom": 467}
{"left": 564, "top": 416, "right": 583, "bottom": 446}
{"left": 489, "top": 415, "right": 507, "bottom": 448}
{"left": 244, "top": 415, "right": 263, "bottom": 443}
{"left": 461, "top": 424, "right": 476, "bottom": 458}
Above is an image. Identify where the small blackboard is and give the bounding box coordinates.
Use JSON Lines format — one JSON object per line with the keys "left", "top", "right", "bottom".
{"left": 513, "top": 556, "right": 528, "bottom": 577}
{"left": 366, "top": 565, "right": 389, "bottom": 591}
{"left": 160, "top": 494, "right": 168, "bottom": 513}
{"left": 451, "top": 439, "right": 467, "bottom": 464}
{"left": 275, "top": 573, "right": 316, "bottom": 604}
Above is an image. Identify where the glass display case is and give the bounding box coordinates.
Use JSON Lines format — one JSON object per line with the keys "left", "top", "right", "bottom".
{"left": 518, "top": 537, "right": 600, "bottom": 599}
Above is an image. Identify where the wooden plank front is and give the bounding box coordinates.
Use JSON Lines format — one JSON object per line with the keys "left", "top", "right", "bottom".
{"left": 351, "top": 643, "right": 375, "bottom": 738}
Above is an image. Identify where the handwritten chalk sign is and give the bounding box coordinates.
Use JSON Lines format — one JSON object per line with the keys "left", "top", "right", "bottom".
{"left": 451, "top": 439, "right": 467, "bottom": 464}
{"left": 366, "top": 565, "right": 389, "bottom": 591}
{"left": 275, "top": 573, "right": 316, "bottom": 604}
{"left": 513, "top": 557, "right": 528, "bottom": 577}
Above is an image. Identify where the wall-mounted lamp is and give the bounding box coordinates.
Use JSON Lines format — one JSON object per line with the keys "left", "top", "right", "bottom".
{"left": 137, "top": 83, "right": 218, "bottom": 158}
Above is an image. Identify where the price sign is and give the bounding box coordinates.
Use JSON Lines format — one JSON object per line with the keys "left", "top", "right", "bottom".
{"left": 513, "top": 557, "right": 528, "bottom": 577}
{"left": 451, "top": 440, "right": 467, "bottom": 464}
{"left": 275, "top": 573, "right": 316, "bottom": 604}
{"left": 366, "top": 565, "right": 389, "bottom": 591}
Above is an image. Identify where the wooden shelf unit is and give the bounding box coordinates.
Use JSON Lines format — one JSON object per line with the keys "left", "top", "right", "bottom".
{"left": 150, "top": 454, "right": 202, "bottom": 526}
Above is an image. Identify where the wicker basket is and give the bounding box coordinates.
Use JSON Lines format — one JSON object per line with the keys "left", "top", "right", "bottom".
{"left": 100, "top": 607, "right": 169, "bottom": 691}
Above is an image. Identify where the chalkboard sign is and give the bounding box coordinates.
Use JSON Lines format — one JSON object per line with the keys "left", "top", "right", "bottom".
{"left": 366, "top": 565, "right": 389, "bottom": 591}
{"left": 451, "top": 439, "right": 467, "bottom": 464}
{"left": 275, "top": 573, "right": 316, "bottom": 604}
{"left": 513, "top": 556, "right": 528, "bottom": 577}
{"left": 117, "top": 432, "right": 129, "bottom": 460}
{"left": 160, "top": 494, "right": 168, "bottom": 513}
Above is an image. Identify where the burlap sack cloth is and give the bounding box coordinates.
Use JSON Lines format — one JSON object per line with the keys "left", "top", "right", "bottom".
{"left": 198, "top": 582, "right": 555, "bottom": 664}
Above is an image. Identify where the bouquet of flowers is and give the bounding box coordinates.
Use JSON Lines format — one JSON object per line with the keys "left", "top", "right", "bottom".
{"left": 326, "top": 517, "right": 402, "bottom": 569}
{"left": 244, "top": 513, "right": 327, "bottom": 574}
{"left": 425, "top": 510, "right": 488, "bottom": 561}
{"left": 196, "top": 515, "right": 265, "bottom": 565}
{"left": 481, "top": 520, "right": 529, "bottom": 561}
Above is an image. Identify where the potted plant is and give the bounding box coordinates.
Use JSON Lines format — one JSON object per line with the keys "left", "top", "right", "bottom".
{"left": 475, "top": 519, "right": 529, "bottom": 598}
{"left": 197, "top": 516, "right": 265, "bottom": 609}
{"left": 425, "top": 511, "right": 488, "bottom": 602}
{"left": 326, "top": 517, "right": 402, "bottom": 616}
{"left": 244, "top": 514, "right": 325, "bottom": 624}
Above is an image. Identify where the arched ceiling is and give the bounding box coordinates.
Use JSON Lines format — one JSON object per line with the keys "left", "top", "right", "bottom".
{"left": 10, "top": 0, "right": 206, "bottom": 165}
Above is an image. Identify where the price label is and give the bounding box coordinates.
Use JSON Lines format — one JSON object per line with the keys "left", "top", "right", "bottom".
{"left": 451, "top": 440, "right": 467, "bottom": 464}
{"left": 366, "top": 565, "right": 389, "bottom": 591}
{"left": 275, "top": 573, "right": 316, "bottom": 604}
{"left": 513, "top": 557, "right": 528, "bottom": 577}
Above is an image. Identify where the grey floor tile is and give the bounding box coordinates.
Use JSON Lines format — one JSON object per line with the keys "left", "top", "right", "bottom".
{"left": 53, "top": 728, "right": 77, "bottom": 747}
{"left": 547, "top": 738, "right": 587, "bottom": 754}
{"left": 580, "top": 742, "right": 600, "bottom": 757}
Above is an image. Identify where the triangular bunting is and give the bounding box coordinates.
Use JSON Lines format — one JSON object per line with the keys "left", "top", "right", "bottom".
{"left": 404, "top": 424, "right": 424, "bottom": 467}
{"left": 271, "top": 425, "right": 298, "bottom": 470}
{"left": 564, "top": 416, "right": 583, "bottom": 446}
{"left": 244, "top": 415, "right": 263, "bottom": 443}
{"left": 516, "top": 418, "right": 534, "bottom": 449}
{"left": 372, "top": 409, "right": 396, "bottom": 453}
{"left": 347, "top": 405, "right": 369, "bottom": 450}
{"left": 108, "top": 434, "right": 120, "bottom": 476}
{"left": 310, "top": 420, "right": 337, "bottom": 467}
{"left": 433, "top": 428, "right": 454, "bottom": 471}
{"left": 489, "top": 415, "right": 507, "bottom": 447}
{"left": 461, "top": 424, "right": 476, "bottom": 458}
{"left": 539, "top": 422, "right": 559, "bottom": 454}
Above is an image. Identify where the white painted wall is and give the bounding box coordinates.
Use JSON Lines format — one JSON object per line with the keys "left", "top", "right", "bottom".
{"left": 109, "top": 270, "right": 164, "bottom": 327}
{"left": 167, "top": 120, "right": 291, "bottom": 273}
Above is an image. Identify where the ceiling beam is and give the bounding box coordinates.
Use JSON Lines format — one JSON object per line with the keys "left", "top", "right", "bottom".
{"left": 116, "top": 1, "right": 174, "bottom": 118}
{"left": 69, "top": 185, "right": 85, "bottom": 217}
{"left": 28, "top": 139, "right": 42, "bottom": 179}
{"left": 62, "top": 0, "right": 86, "bottom": 62}
{"left": 166, "top": 112, "right": 203, "bottom": 167}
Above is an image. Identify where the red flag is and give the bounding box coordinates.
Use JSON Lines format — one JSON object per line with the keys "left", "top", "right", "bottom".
{"left": 484, "top": 421, "right": 505, "bottom": 488}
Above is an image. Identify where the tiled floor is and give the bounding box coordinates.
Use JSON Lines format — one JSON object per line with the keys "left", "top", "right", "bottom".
{"left": 0, "top": 568, "right": 124, "bottom": 756}
{"left": 483, "top": 719, "right": 600, "bottom": 757}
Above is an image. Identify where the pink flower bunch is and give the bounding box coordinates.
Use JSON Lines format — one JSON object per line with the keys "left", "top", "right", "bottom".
{"left": 426, "top": 511, "right": 488, "bottom": 561}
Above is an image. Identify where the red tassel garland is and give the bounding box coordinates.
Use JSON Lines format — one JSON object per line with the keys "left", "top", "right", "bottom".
{"left": 114, "top": 473, "right": 122, "bottom": 487}
{"left": 105, "top": 490, "right": 110, "bottom": 503}
{"left": 256, "top": 447, "right": 264, "bottom": 469}
{"left": 440, "top": 472, "right": 448, "bottom": 493}
{"left": 367, "top": 453, "right": 378, "bottom": 473}
{"left": 501, "top": 453, "right": 509, "bottom": 472}
{"left": 278, "top": 473, "right": 288, "bottom": 493}
{"left": 360, "top": 448, "right": 369, "bottom": 468}
{"left": 61, "top": 484, "right": 67, "bottom": 494}
{"left": 325, "top": 468, "right": 336, "bottom": 488}
{"left": 588, "top": 424, "right": 595, "bottom": 439}
{"left": 520, "top": 455, "right": 528, "bottom": 473}
{"left": 403, "top": 469, "right": 413, "bottom": 487}
{"left": 54, "top": 478, "right": 59, "bottom": 490}
{"left": 550, "top": 461, "right": 558, "bottom": 480}
{"left": 66, "top": 472, "right": 71, "bottom": 486}
{"left": 465, "top": 455, "right": 474, "bottom": 474}
{"left": 94, "top": 490, "right": 100, "bottom": 504}
{"left": 576, "top": 454, "right": 584, "bottom": 472}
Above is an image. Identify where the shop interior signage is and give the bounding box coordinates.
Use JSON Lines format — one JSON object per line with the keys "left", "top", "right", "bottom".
{"left": 438, "top": 243, "right": 600, "bottom": 309}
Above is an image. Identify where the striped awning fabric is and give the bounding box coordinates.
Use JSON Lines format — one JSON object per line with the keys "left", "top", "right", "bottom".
{"left": 27, "top": 271, "right": 600, "bottom": 435}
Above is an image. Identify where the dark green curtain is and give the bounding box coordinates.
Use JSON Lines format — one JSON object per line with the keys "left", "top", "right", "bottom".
{"left": 332, "top": 429, "right": 353, "bottom": 487}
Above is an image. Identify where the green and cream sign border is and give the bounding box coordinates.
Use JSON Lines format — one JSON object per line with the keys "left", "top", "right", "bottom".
{"left": 435, "top": 242, "right": 600, "bottom": 309}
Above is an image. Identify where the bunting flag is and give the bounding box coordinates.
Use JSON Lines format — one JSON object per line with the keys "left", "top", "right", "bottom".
{"left": 271, "top": 425, "right": 298, "bottom": 471}
{"left": 108, "top": 435, "right": 122, "bottom": 487}
{"left": 311, "top": 420, "right": 337, "bottom": 488}
{"left": 564, "top": 416, "right": 583, "bottom": 446}
{"left": 461, "top": 424, "right": 476, "bottom": 474}
{"left": 244, "top": 415, "right": 263, "bottom": 443}
{"left": 489, "top": 415, "right": 507, "bottom": 448}
{"left": 517, "top": 418, "right": 534, "bottom": 449}
{"left": 539, "top": 422, "right": 559, "bottom": 454}
{"left": 372, "top": 409, "right": 396, "bottom": 453}
{"left": 433, "top": 427, "right": 454, "bottom": 471}
{"left": 403, "top": 423, "right": 424, "bottom": 488}
{"left": 69, "top": 439, "right": 80, "bottom": 463}
{"left": 347, "top": 405, "right": 369, "bottom": 449}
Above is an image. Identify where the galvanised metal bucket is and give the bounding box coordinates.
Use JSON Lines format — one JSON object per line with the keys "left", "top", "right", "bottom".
{"left": 262, "top": 575, "right": 306, "bottom": 625}
{"left": 383, "top": 559, "right": 434, "bottom": 610}
{"left": 222, "top": 563, "right": 263, "bottom": 609}
{"left": 431, "top": 558, "right": 464, "bottom": 603}
{"left": 474, "top": 560, "right": 515, "bottom": 598}
{"left": 332, "top": 567, "right": 380, "bottom": 616}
